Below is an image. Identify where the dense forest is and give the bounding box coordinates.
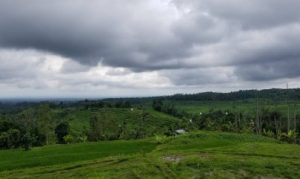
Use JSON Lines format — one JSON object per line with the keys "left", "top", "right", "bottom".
{"left": 104, "top": 88, "right": 300, "bottom": 102}
{"left": 168, "top": 88, "right": 300, "bottom": 101}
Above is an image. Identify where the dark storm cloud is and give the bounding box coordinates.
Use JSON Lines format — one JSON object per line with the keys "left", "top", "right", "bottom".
{"left": 0, "top": 0, "right": 188, "bottom": 70}
{"left": 0, "top": 0, "right": 300, "bottom": 87}
{"left": 0, "top": 0, "right": 230, "bottom": 71}
{"left": 235, "top": 59, "right": 300, "bottom": 81}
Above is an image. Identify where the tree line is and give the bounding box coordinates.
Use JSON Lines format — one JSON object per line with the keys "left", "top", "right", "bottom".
{"left": 166, "top": 88, "right": 300, "bottom": 101}
{"left": 152, "top": 99, "right": 299, "bottom": 143}
{"left": 0, "top": 101, "right": 182, "bottom": 150}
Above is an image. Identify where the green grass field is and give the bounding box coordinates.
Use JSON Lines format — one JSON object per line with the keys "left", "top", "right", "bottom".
{"left": 1, "top": 131, "right": 299, "bottom": 178}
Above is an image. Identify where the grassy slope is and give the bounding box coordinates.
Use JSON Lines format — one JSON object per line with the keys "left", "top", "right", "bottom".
{"left": 0, "top": 131, "right": 299, "bottom": 178}
{"left": 0, "top": 140, "right": 156, "bottom": 172}
{"left": 59, "top": 107, "right": 182, "bottom": 138}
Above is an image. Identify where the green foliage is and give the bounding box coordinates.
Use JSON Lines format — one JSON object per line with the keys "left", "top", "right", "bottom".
{"left": 7, "top": 129, "right": 21, "bottom": 148}
{"left": 263, "top": 129, "right": 275, "bottom": 138}
{"left": 21, "top": 132, "right": 34, "bottom": 151}
{"left": 1, "top": 94, "right": 300, "bottom": 151}
{"left": 0, "top": 129, "right": 22, "bottom": 149}
{"left": 152, "top": 98, "right": 300, "bottom": 143}
{"left": 0, "top": 101, "right": 180, "bottom": 149}
{"left": 88, "top": 113, "right": 119, "bottom": 141}
{"left": 277, "top": 130, "right": 297, "bottom": 143}
{"left": 36, "top": 104, "right": 54, "bottom": 145}
{"left": 63, "top": 134, "right": 74, "bottom": 144}
{"left": 78, "top": 135, "right": 87, "bottom": 143}
{"left": 0, "top": 132, "right": 9, "bottom": 149}
{"left": 84, "top": 108, "right": 181, "bottom": 141}
{"left": 152, "top": 100, "right": 188, "bottom": 119}
{"left": 55, "top": 121, "right": 70, "bottom": 144}
{"left": 154, "top": 135, "right": 169, "bottom": 144}
{"left": 167, "top": 88, "right": 300, "bottom": 101}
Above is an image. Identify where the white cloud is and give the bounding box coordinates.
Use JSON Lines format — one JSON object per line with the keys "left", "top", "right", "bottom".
{"left": 0, "top": 48, "right": 172, "bottom": 97}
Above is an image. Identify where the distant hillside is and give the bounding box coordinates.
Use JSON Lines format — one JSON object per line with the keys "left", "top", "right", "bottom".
{"left": 102, "top": 88, "right": 300, "bottom": 103}
{"left": 168, "top": 88, "right": 300, "bottom": 101}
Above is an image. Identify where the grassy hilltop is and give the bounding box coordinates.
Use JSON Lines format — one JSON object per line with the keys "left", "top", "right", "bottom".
{"left": 0, "top": 131, "right": 299, "bottom": 178}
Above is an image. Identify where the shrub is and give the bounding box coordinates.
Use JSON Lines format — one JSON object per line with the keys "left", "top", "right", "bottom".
{"left": 55, "top": 122, "right": 70, "bottom": 144}
{"left": 278, "top": 130, "right": 297, "bottom": 143}
{"left": 78, "top": 135, "right": 88, "bottom": 143}
{"left": 155, "top": 135, "right": 169, "bottom": 144}
{"left": 0, "top": 132, "right": 9, "bottom": 149}
{"left": 287, "top": 130, "right": 297, "bottom": 143}
{"left": 263, "top": 129, "right": 274, "bottom": 138}
{"left": 63, "top": 135, "right": 74, "bottom": 144}
{"left": 21, "top": 132, "right": 34, "bottom": 151}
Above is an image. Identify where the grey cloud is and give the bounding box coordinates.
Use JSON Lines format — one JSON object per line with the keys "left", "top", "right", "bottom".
{"left": 163, "top": 67, "right": 235, "bottom": 86}
{"left": 0, "top": 49, "right": 41, "bottom": 80}
{"left": 0, "top": 0, "right": 300, "bottom": 93}
{"left": 0, "top": 0, "right": 184, "bottom": 70}
{"left": 190, "top": 24, "right": 300, "bottom": 63}
{"left": 105, "top": 69, "right": 131, "bottom": 76}
{"left": 174, "top": 0, "right": 300, "bottom": 29}
{"left": 0, "top": 0, "right": 231, "bottom": 71}
{"left": 60, "top": 60, "right": 90, "bottom": 73}
{"left": 235, "top": 59, "right": 300, "bottom": 81}
{"left": 220, "top": 25, "right": 300, "bottom": 81}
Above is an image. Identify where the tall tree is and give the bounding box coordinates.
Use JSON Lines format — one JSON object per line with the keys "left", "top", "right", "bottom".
{"left": 55, "top": 122, "right": 69, "bottom": 144}
{"left": 37, "top": 104, "right": 53, "bottom": 145}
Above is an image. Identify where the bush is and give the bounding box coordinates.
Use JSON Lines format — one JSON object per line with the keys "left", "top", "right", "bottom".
{"left": 0, "top": 129, "right": 22, "bottom": 149}
{"left": 278, "top": 130, "right": 297, "bottom": 143}
{"left": 21, "top": 132, "right": 34, "bottom": 151}
{"left": 0, "top": 132, "right": 9, "bottom": 149}
{"left": 287, "top": 130, "right": 297, "bottom": 143}
{"left": 78, "top": 135, "right": 88, "bottom": 143}
{"left": 63, "top": 135, "right": 74, "bottom": 144}
{"left": 55, "top": 122, "right": 70, "bottom": 144}
{"left": 155, "top": 135, "right": 169, "bottom": 144}
{"left": 263, "top": 129, "right": 274, "bottom": 138}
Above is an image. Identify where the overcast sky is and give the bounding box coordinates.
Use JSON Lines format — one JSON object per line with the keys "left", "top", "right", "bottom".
{"left": 1, "top": 0, "right": 300, "bottom": 98}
